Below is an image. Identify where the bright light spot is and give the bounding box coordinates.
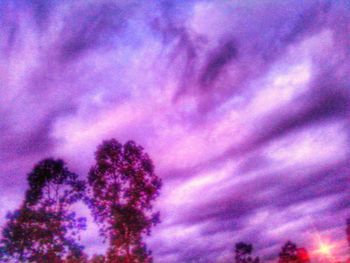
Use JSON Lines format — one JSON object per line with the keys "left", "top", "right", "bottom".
{"left": 316, "top": 242, "right": 334, "bottom": 257}
{"left": 319, "top": 243, "right": 331, "bottom": 255}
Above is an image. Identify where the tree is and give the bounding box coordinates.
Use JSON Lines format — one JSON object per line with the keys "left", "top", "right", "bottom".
{"left": 64, "top": 252, "right": 88, "bottom": 263}
{"left": 90, "top": 254, "right": 106, "bottom": 263}
{"left": 87, "top": 139, "right": 162, "bottom": 263}
{"left": 234, "top": 242, "right": 260, "bottom": 263}
{"left": 0, "top": 158, "right": 86, "bottom": 262}
{"left": 278, "top": 241, "right": 310, "bottom": 263}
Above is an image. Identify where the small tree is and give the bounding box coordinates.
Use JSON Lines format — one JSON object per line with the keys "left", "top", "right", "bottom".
{"left": 0, "top": 158, "right": 86, "bottom": 262}
{"left": 90, "top": 254, "right": 106, "bottom": 263}
{"left": 234, "top": 242, "right": 260, "bottom": 263}
{"left": 88, "top": 139, "right": 162, "bottom": 263}
{"left": 64, "top": 252, "right": 88, "bottom": 263}
{"left": 278, "top": 241, "right": 310, "bottom": 263}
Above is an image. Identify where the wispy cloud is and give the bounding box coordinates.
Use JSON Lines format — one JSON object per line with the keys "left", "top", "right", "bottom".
{"left": 0, "top": 0, "right": 349, "bottom": 261}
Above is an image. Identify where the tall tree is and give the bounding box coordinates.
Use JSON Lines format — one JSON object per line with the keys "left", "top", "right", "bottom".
{"left": 234, "top": 242, "right": 260, "bottom": 263}
{"left": 88, "top": 139, "right": 162, "bottom": 263}
{"left": 278, "top": 241, "right": 310, "bottom": 263}
{"left": 0, "top": 158, "right": 86, "bottom": 262}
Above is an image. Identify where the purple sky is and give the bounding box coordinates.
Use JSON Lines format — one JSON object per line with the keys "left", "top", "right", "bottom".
{"left": 1, "top": 0, "right": 350, "bottom": 262}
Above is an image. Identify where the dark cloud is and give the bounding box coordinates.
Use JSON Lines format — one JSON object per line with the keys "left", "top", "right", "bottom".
{"left": 254, "top": 88, "right": 349, "bottom": 147}
{"left": 199, "top": 40, "right": 237, "bottom": 87}
{"left": 0, "top": 4, "right": 19, "bottom": 54}
{"left": 282, "top": 5, "right": 320, "bottom": 44}
{"left": 59, "top": 2, "right": 127, "bottom": 61}
{"left": 29, "top": 0, "right": 56, "bottom": 28}
{"left": 162, "top": 1, "right": 333, "bottom": 113}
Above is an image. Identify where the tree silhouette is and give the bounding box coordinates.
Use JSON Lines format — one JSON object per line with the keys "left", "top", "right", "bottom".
{"left": 90, "top": 254, "right": 106, "bottom": 263}
{"left": 63, "top": 252, "right": 88, "bottom": 263}
{"left": 87, "top": 139, "right": 162, "bottom": 263}
{"left": 0, "top": 158, "right": 86, "bottom": 262}
{"left": 234, "top": 242, "right": 260, "bottom": 263}
{"left": 278, "top": 241, "right": 310, "bottom": 263}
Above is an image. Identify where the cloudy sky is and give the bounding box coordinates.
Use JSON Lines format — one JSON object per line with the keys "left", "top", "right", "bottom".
{"left": 1, "top": 0, "right": 350, "bottom": 262}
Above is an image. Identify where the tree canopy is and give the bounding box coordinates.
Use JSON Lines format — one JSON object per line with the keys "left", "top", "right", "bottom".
{"left": 0, "top": 158, "right": 86, "bottom": 262}
{"left": 0, "top": 140, "right": 349, "bottom": 262}
{"left": 278, "top": 241, "right": 310, "bottom": 263}
{"left": 87, "top": 139, "right": 162, "bottom": 263}
{"left": 234, "top": 242, "right": 260, "bottom": 263}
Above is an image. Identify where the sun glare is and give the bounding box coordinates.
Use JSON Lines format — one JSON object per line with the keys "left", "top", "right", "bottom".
{"left": 316, "top": 242, "right": 335, "bottom": 258}
{"left": 319, "top": 243, "right": 331, "bottom": 255}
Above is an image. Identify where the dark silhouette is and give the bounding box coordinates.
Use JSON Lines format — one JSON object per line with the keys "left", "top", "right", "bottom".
{"left": 0, "top": 159, "right": 86, "bottom": 262}
{"left": 87, "top": 139, "right": 162, "bottom": 263}
{"left": 64, "top": 252, "right": 88, "bottom": 263}
{"left": 90, "top": 254, "right": 106, "bottom": 263}
{"left": 1, "top": 143, "right": 349, "bottom": 262}
{"left": 278, "top": 241, "right": 310, "bottom": 263}
{"left": 234, "top": 242, "right": 260, "bottom": 263}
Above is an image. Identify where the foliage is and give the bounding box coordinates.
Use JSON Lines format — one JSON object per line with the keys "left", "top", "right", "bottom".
{"left": 234, "top": 242, "right": 260, "bottom": 263}
{"left": 0, "top": 158, "right": 86, "bottom": 262}
{"left": 63, "top": 252, "right": 88, "bottom": 263}
{"left": 88, "top": 139, "right": 162, "bottom": 263}
{"left": 278, "top": 241, "right": 310, "bottom": 263}
{"left": 90, "top": 254, "right": 106, "bottom": 263}
{"left": 2, "top": 141, "right": 349, "bottom": 262}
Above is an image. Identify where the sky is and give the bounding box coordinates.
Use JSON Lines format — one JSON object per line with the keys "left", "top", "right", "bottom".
{"left": 0, "top": 0, "right": 350, "bottom": 262}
